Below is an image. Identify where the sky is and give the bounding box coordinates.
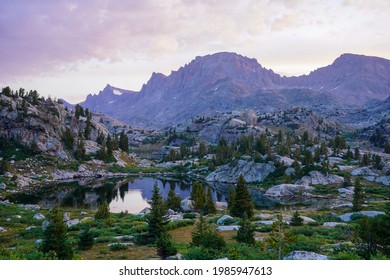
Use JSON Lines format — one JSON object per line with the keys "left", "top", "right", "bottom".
{"left": 1, "top": 0, "right": 390, "bottom": 103}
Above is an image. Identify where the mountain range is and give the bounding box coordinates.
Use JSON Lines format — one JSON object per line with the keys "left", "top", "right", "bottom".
{"left": 74, "top": 52, "right": 390, "bottom": 129}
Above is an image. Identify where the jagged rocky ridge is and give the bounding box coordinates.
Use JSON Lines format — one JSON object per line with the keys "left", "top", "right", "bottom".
{"left": 77, "top": 52, "right": 390, "bottom": 129}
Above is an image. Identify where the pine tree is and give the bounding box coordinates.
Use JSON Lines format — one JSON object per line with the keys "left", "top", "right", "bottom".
{"left": 94, "top": 201, "right": 110, "bottom": 219}
{"left": 230, "top": 175, "right": 254, "bottom": 219}
{"left": 267, "top": 214, "right": 294, "bottom": 260}
{"left": 62, "top": 127, "right": 74, "bottom": 150}
{"left": 165, "top": 189, "right": 181, "bottom": 212}
{"left": 354, "top": 147, "right": 360, "bottom": 160}
{"left": 156, "top": 231, "right": 177, "bottom": 259}
{"left": 290, "top": 211, "right": 304, "bottom": 226}
{"left": 75, "top": 138, "right": 86, "bottom": 161}
{"left": 385, "top": 142, "right": 390, "bottom": 154}
{"left": 236, "top": 213, "right": 255, "bottom": 245}
{"left": 352, "top": 178, "right": 364, "bottom": 212}
{"left": 191, "top": 182, "right": 206, "bottom": 212}
{"left": 147, "top": 183, "right": 168, "bottom": 242}
{"left": 41, "top": 207, "right": 73, "bottom": 259}
{"left": 204, "top": 187, "right": 216, "bottom": 214}
{"left": 78, "top": 228, "right": 94, "bottom": 250}
{"left": 191, "top": 215, "right": 226, "bottom": 251}
{"left": 119, "top": 130, "right": 129, "bottom": 152}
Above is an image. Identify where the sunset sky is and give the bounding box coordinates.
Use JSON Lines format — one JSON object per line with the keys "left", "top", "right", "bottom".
{"left": 1, "top": 0, "right": 390, "bottom": 103}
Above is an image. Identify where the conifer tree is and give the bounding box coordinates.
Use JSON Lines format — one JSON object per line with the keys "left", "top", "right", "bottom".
{"left": 352, "top": 178, "right": 364, "bottom": 212}
{"left": 267, "top": 214, "right": 294, "bottom": 260}
{"left": 41, "top": 207, "right": 73, "bottom": 259}
{"left": 94, "top": 201, "right": 110, "bottom": 219}
{"left": 204, "top": 187, "right": 216, "bottom": 214}
{"left": 191, "top": 182, "right": 206, "bottom": 212}
{"left": 147, "top": 183, "right": 169, "bottom": 242}
{"left": 290, "top": 211, "right": 304, "bottom": 226}
{"left": 119, "top": 130, "right": 129, "bottom": 152}
{"left": 236, "top": 213, "right": 255, "bottom": 245}
{"left": 165, "top": 189, "right": 181, "bottom": 212}
{"left": 230, "top": 175, "right": 254, "bottom": 219}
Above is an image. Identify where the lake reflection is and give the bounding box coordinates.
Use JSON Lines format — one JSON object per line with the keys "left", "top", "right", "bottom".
{"left": 110, "top": 177, "right": 224, "bottom": 213}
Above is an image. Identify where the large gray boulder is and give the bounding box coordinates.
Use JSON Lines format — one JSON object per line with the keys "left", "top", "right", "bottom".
{"left": 206, "top": 160, "right": 275, "bottom": 183}
{"left": 217, "top": 215, "right": 234, "bottom": 225}
{"left": 338, "top": 211, "right": 385, "bottom": 222}
{"left": 351, "top": 167, "right": 380, "bottom": 176}
{"left": 65, "top": 219, "right": 80, "bottom": 227}
{"left": 264, "top": 184, "right": 313, "bottom": 197}
{"left": 180, "top": 198, "right": 194, "bottom": 212}
{"left": 364, "top": 176, "right": 390, "bottom": 186}
{"left": 33, "top": 214, "right": 45, "bottom": 220}
{"left": 217, "top": 225, "right": 240, "bottom": 231}
{"left": 298, "top": 171, "right": 344, "bottom": 186}
{"left": 283, "top": 250, "right": 329, "bottom": 260}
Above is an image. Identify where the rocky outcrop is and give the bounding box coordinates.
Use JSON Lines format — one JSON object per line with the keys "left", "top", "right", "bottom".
{"left": 298, "top": 171, "right": 344, "bottom": 185}
{"left": 338, "top": 211, "right": 385, "bottom": 222}
{"left": 206, "top": 160, "right": 275, "bottom": 183}
{"left": 217, "top": 215, "right": 234, "bottom": 225}
{"left": 283, "top": 251, "right": 329, "bottom": 260}
{"left": 180, "top": 198, "right": 194, "bottom": 212}
{"left": 264, "top": 184, "right": 313, "bottom": 197}
{"left": 364, "top": 176, "right": 390, "bottom": 186}
{"left": 351, "top": 167, "right": 381, "bottom": 176}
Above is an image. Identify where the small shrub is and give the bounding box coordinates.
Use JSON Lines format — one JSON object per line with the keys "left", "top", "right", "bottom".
{"left": 183, "top": 213, "right": 196, "bottom": 219}
{"left": 94, "top": 202, "right": 110, "bottom": 220}
{"left": 109, "top": 243, "right": 128, "bottom": 251}
{"left": 78, "top": 229, "right": 94, "bottom": 250}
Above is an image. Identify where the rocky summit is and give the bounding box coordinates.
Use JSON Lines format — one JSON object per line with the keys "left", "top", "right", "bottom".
{"left": 74, "top": 52, "right": 390, "bottom": 129}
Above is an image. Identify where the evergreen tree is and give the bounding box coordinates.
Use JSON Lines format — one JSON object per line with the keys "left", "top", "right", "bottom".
{"left": 94, "top": 201, "right": 110, "bottom": 219}
{"left": 356, "top": 217, "right": 378, "bottom": 260}
{"left": 191, "top": 215, "right": 226, "bottom": 251}
{"left": 191, "top": 182, "right": 206, "bottom": 212}
{"left": 41, "top": 207, "right": 73, "bottom": 259}
{"left": 373, "top": 154, "right": 383, "bottom": 170}
{"left": 119, "top": 130, "right": 129, "bottom": 152}
{"left": 156, "top": 231, "right": 177, "bottom": 259}
{"left": 147, "top": 183, "right": 168, "bottom": 242}
{"left": 106, "top": 134, "right": 113, "bottom": 156}
{"left": 96, "top": 131, "right": 104, "bottom": 145}
{"left": 204, "top": 187, "right": 216, "bottom": 214}
{"left": 352, "top": 178, "right": 364, "bottom": 212}
{"left": 384, "top": 142, "right": 390, "bottom": 154}
{"left": 0, "top": 159, "right": 10, "bottom": 175}
{"left": 227, "top": 186, "right": 236, "bottom": 211}
{"left": 165, "top": 189, "right": 181, "bottom": 212}
{"left": 361, "top": 153, "right": 370, "bottom": 166}
{"left": 78, "top": 228, "right": 94, "bottom": 250}
{"left": 302, "top": 149, "right": 314, "bottom": 166}
{"left": 290, "top": 211, "right": 304, "bottom": 226}
{"left": 75, "top": 138, "right": 86, "bottom": 161}
{"left": 198, "top": 142, "right": 207, "bottom": 158}
{"left": 62, "top": 127, "right": 74, "bottom": 150}
{"left": 267, "top": 214, "right": 294, "bottom": 260}
{"left": 354, "top": 147, "right": 360, "bottom": 160}
{"left": 235, "top": 213, "right": 255, "bottom": 245}
{"left": 230, "top": 175, "right": 254, "bottom": 219}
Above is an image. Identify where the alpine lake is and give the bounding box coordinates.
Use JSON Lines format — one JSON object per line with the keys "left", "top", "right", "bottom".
{"left": 7, "top": 176, "right": 335, "bottom": 213}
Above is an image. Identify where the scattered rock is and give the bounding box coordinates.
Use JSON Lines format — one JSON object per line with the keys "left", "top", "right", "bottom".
{"left": 139, "top": 207, "right": 151, "bottom": 215}
{"left": 256, "top": 213, "right": 274, "bottom": 220}
{"left": 331, "top": 203, "right": 353, "bottom": 209}
{"left": 206, "top": 160, "right": 275, "bottom": 183}
{"left": 33, "top": 214, "right": 45, "bottom": 220}
{"left": 108, "top": 242, "right": 134, "bottom": 247}
{"left": 364, "top": 176, "right": 390, "bottom": 186}
{"left": 23, "top": 204, "right": 40, "bottom": 210}
{"left": 65, "top": 219, "right": 80, "bottom": 227}
{"left": 323, "top": 222, "right": 348, "bottom": 227}
{"left": 215, "top": 202, "right": 228, "bottom": 211}
{"left": 217, "top": 215, "right": 234, "bottom": 225}
{"left": 256, "top": 220, "right": 274, "bottom": 225}
{"left": 0, "top": 182, "right": 6, "bottom": 189}
{"left": 113, "top": 235, "right": 135, "bottom": 240}
{"left": 298, "top": 171, "right": 344, "bottom": 186}
{"left": 34, "top": 239, "right": 43, "bottom": 246}
{"left": 338, "top": 187, "right": 354, "bottom": 196}
{"left": 25, "top": 226, "right": 38, "bottom": 231}
{"left": 180, "top": 198, "right": 194, "bottom": 212}
{"left": 351, "top": 167, "right": 380, "bottom": 176}
{"left": 284, "top": 167, "right": 295, "bottom": 176}
{"left": 338, "top": 211, "right": 385, "bottom": 222}
{"left": 217, "top": 225, "right": 240, "bottom": 231}
{"left": 80, "top": 211, "right": 88, "bottom": 215}
{"left": 264, "top": 184, "right": 313, "bottom": 197}
{"left": 14, "top": 215, "right": 22, "bottom": 219}
{"left": 283, "top": 250, "right": 329, "bottom": 260}
{"left": 63, "top": 212, "right": 70, "bottom": 221}
{"left": 78, "top": 164, "right": 87, "bottom": 172}
{"left": 169, "top": 214, "right": 185, "bottom": 221}
{"left": 41, "top": 220, "right": 50, "bottom": 231}
{"left": 0, "top": 227, "right": 7, "bottom": 233}
{"left": 166, "top": 253, "right": 183, "bottom": 260}
{"left": 167, "top": 209, "right": 176, "bottom": 216}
